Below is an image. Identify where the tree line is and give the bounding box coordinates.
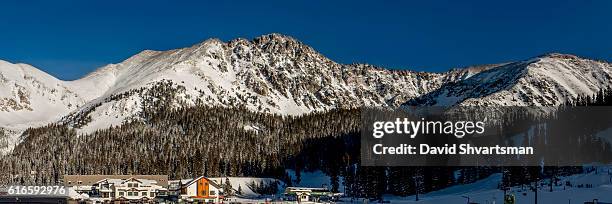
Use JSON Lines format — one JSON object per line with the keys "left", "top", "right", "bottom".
{"left": 1, "top": 83, "right": 611, "bottom": 200}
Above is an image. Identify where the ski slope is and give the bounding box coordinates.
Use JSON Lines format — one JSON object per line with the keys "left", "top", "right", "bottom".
{"left": 208, "top": 177, "right": 284, "bottom": 197}
{"left": 369, "top": 167, "right": 612, "bottom": 204}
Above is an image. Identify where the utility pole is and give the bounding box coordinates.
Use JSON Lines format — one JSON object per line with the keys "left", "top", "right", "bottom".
{"left": 534, "top": 179, "right": 538, "bottom": 204}
{"left": 501, "top": 167, "right": 509, "bottom": 199}
{"left": 461, "top": 196, "right": 470, "bottom": 204}
{"left": 414, "top": 176, "right": 420, "bottom": 201}
{"left": 413, "top": 169, "right": 423, "bottom": 201}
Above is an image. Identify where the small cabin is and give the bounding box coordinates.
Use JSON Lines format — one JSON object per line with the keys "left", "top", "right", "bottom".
{"left": 284, "top": 187, "right": 334, "bottom": 202}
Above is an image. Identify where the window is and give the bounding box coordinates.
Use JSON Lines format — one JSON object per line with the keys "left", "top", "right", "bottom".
{"left": 119, "top": 192, "right": 124, "bottom": 197}
{"left": 142, "top": 192, "right": 147, "bottom": 197}
{"left": 210, "top": 190, "right": 216, "bottom": 196}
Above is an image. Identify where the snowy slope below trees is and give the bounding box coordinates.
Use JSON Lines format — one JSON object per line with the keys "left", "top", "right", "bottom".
{"left": 370, "top": 166, "right": 612, "bottom": 204}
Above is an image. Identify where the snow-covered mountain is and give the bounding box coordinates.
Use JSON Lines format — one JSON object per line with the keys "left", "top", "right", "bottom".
{"left": 405, "top": 53, "right": 612, "bottom": 106}
{"left": 0, "top": 34, "right": 610, "bottom": 146}
{"left": 0, "top": 34, "right": 473, "bottom": 137}
{"left": 0, "top": 60, "right": 88, "bottom": 128}
{"left": 0, "top": 60, "right": 94, "bottom": 153}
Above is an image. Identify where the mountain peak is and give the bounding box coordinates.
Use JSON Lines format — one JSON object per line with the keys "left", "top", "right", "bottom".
{"left": 253, "top": 33, "right": 298, "bottom": 43}
{"left": 125, "top": 49, "right": 162, "bottom": 62}
{"left": 251, "top": 33, "right": 307, "bottom": 49}
{"left": 193, "top": 38, "right": 225, "bottom": 48}
{"left": 534, "top": 53, "right": 582, "bottom": 61}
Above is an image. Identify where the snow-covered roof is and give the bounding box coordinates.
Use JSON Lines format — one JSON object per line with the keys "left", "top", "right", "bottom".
{"left": 179, "top": 176, "right": 223, "bottom": 190}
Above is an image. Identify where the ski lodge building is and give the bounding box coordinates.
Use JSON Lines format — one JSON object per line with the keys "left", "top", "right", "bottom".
{"left": 168, "top": 176, "right": 225, "bottom": 203}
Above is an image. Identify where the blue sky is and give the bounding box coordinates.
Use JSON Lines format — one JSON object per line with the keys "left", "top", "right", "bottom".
{"left": 1, "top": 0, "right": 610, "bottom": 80}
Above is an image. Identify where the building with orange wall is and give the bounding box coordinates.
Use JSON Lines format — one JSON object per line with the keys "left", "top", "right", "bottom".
{"left": 169, "top": 176, "right": 224, "bottom": 203}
